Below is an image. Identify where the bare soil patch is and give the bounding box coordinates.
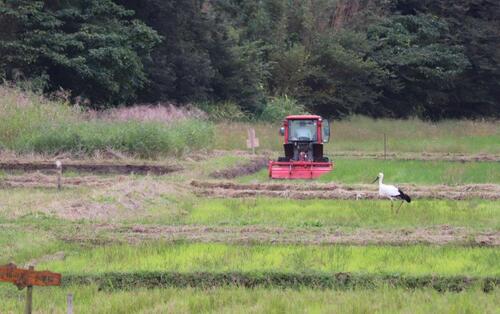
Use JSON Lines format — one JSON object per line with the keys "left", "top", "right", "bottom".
{"left": 192, "top": 181, "right": 500, "bottom": 200}
{"left": 210, "top": 157, "right": 269, "bottom": 179}
{"left": 62, "top": 224, "right": 499, "bottom": 247}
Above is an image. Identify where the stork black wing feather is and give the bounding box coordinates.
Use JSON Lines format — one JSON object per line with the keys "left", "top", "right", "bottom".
{"left": 397, "top": 189, "right": 411, "bottom": 203}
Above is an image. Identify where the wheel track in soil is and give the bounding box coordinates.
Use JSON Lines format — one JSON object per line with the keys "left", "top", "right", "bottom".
{"left": 58, "top": 224, "right": 499, "bottom": 247}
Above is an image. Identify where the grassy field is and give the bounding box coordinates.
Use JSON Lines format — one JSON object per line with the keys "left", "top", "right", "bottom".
{"left": 215, "top": 117, "right": 500, "bottom": 154}
{"left": 187, "top": 198, "right": 500, "bottom": 230}
{"left": 0, "top": 92, "right": 499, "bottom": 313}
{"left": 0, "top": 186, "right": 498, "bottom": 229}
{"left": 38, "top": 243, "right": 499, "bottom": 277}
{"left": 240, "top": 159, "right": 500, "bottom": 184}
{"left": 2, "top": 285, "right": 498, "bottom": 314}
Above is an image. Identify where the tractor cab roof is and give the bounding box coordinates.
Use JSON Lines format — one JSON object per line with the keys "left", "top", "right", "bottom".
{"left": 285, "top": 115, "right": 322, "bottom": 120}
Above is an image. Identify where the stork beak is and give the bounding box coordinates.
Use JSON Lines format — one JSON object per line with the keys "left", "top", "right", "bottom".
{"left": 371, "top": 176, "right": 379, "bottom": 184}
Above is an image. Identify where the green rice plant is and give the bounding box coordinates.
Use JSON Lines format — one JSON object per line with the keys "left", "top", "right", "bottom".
{"left": 39, "top": 243, "right": 500, "bottom": 277}
{"left": 186, "top": 198, "right": 500, "bottom": 230}
{"left": 239, "top": 159, "right": 500, "bottom": 184}
{"left": 1, "top": 285, "right": 498, "bottom": 313}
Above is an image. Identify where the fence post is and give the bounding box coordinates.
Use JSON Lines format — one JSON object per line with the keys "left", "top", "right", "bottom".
{"left": 67, "top": 293, "right": 73, "bottom": 314}
{"left": 56, "top": 160, "right": 62, "bottom": 190}
{"left": 24, "top": 266, "right": 34, "bottom": 314}
{"left": 246, "top": 128, "right": 259, "bottom": 154}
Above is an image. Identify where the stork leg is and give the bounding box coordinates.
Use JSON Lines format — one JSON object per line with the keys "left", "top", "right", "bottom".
{"left": 390, "top": 199, "right": 394, "bottom": 214}
{"left": 396, "top": 200, "right": 404, "bottom": 214}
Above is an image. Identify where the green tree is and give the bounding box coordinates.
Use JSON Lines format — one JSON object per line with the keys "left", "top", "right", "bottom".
{"left": 367, "top": 14, "right": 470, "bottom": 119}
{"left": 301, "top": 32, "right": 386, "bottom": 118}
{"left": 0, "top": 0, "right": 160, "bottom": 105}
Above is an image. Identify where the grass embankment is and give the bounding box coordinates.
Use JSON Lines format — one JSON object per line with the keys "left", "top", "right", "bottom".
{"left": 1, "top": 286, "right": 498, "bottom": 314}
{"left": 215, "top": 117, "right": 500, "bottom": 154}
{"left": 0, "top": 87, "right": 213, "bottom": 157}
{"left": 240, "top": 159, "right": 500, "bottom": 184}
{"left": 39, "top": 243, "right": 499, "bottom": 277}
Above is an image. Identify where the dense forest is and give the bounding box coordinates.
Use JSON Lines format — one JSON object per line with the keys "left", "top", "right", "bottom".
{"left": 0, "top": 0, "right": 499, "bottom": 120}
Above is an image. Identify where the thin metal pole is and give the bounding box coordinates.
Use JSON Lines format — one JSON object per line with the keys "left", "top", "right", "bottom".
{"left": 384, "top": 133, "right": 387, "bottom": 160}
{"left": 25, "top": 266, "right": 34, "bottom": 314}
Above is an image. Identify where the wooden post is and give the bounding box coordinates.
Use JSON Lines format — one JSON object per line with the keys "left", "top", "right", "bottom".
{"left": 384, "top": 133, "right": 387, "bottom": 160}
{"left": 246, "top": 128, "right": 259, "bottom": 155}
{"left": 56, "top": 160, "right": 62, "bottom": 190}
{"left": 67, "top": 293, "right": 73, "bottom": 314}
{"left": 1, "top": 263, "right": 61, "bottom": 313}
{"left": 24, "top": 266, "right": 34, "bottom": 314}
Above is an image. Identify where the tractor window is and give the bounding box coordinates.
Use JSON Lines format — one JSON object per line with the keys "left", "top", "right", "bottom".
{"left": 288, "top": 120, "right": 317, "bottom": 141}
{"left": 322, "top": 119, "right": 330, "bottom": 143}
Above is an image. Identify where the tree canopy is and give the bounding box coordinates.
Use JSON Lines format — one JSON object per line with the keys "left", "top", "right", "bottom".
{"left": 0, "top": 0, "right": 498, "bottom": 119}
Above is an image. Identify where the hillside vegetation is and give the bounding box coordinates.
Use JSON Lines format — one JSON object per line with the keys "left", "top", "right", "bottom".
{"left": 1, "top": 0, "right": 499, "bottom": 119}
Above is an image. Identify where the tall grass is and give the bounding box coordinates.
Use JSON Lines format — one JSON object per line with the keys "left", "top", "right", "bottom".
{"left": 0, "top": 86, "right": 214, "bottom": 157}
{"left": 40, "top": 243, "right": 499, "bottom": 277}
{"left": 15, "top": 120, "right": 213, "bottom": 158}
{"left": 1, "top": 285, "right": 498, "bottom": 314}
{"left": 214, "top": 116, "right": 500, "bottom": 154}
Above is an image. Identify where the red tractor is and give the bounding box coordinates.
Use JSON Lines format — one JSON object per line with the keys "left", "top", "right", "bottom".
{"left": 268, "top": 115, "right": 333, "bottom": 179}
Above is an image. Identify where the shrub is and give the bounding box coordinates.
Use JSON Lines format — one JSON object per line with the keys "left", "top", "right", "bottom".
{"left": 195, "top": 101, "right": 249, "bottom": 122}
{"left": 260, "top": 96, "right": 309, "bottom": 123}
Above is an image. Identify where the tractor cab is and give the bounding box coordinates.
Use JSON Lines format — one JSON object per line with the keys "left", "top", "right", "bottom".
{"left": 269, "top": 115, "right": 333, "bottom": 179}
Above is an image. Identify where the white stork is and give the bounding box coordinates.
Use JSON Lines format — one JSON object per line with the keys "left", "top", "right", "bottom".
{"left": 372, "top": 172, "right": 411, "bottom": 213}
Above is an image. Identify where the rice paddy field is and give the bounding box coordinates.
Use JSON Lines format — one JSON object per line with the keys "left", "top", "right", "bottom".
{"left": 0, "top": 88, "right": 499, "bottom": 313}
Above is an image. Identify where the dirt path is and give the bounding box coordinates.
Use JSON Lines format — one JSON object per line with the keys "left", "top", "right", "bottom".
{"left": 0, "top": 160, "right": 182, "bottom": 175}
{"left": 0, "top": 173, "right": 125, "bottom": 188}
{"left": 192, "top": 181, "right": 500, "bottom": 200}
{"left": 209, "top": 157, "right": 269, "bottom": 179}
{"left": 62, "top": 224, "right": 499, "bottom": 247}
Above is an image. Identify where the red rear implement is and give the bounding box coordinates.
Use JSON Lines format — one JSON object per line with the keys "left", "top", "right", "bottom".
{"left": 269, "top": 115, "right": 333, "bottom": 179}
